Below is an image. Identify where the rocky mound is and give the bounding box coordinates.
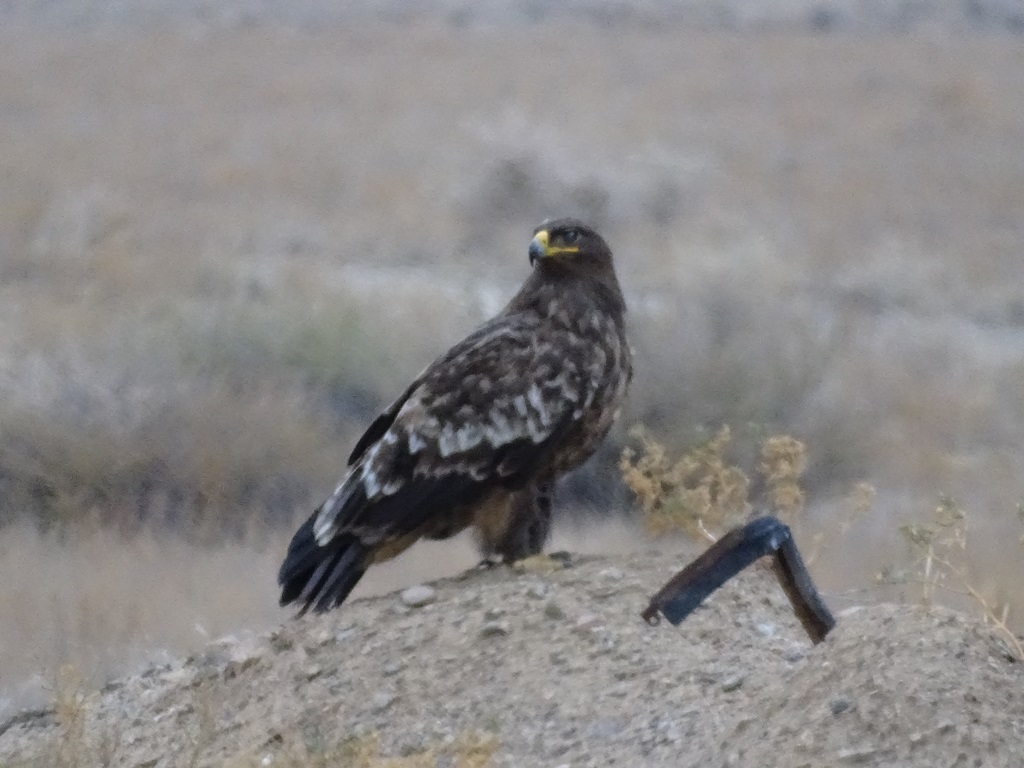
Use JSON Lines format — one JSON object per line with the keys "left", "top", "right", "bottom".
{"left": 2, "top": 550, "right": 1021, "bottom": 767}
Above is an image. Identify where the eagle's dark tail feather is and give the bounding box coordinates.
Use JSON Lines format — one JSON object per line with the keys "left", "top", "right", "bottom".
{"left": 278, "top": 513, "right": 368, "bottom": 615}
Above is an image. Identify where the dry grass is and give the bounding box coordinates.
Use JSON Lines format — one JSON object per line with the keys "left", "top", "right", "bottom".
{"left": 620, "top": 424, "right": 808, "bottom": 540}
{"left": 0, "top": 664, "right": 119, "bottom": 768}
{"left": 2, "top": 21, "right": 1024, "bottom": 723}
{"left": 883, "top": 494, "right": 1024, "bottom": 660}
{"left": 619, "top": 424, "right": 807, "bottom": 537}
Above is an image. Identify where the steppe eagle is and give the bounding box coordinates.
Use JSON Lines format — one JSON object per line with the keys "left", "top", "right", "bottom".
{"left": 278, "top": 219, "right": 631, "bottom": 614}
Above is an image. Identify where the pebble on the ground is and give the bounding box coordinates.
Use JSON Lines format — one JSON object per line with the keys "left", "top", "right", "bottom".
{"left": 400, "top": 585, "right": 437, "bottom": 608}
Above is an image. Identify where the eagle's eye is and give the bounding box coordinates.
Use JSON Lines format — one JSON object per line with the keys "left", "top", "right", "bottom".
{"left": 562, "top": 229, "right": 580, "bottom": 244}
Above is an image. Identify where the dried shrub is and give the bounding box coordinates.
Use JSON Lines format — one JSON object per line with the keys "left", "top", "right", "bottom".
{"left": 619, "top": 424, "right": 808, "bottom": 541}
{"left": 759, "top": 434, "right": 809, "bottom": 523}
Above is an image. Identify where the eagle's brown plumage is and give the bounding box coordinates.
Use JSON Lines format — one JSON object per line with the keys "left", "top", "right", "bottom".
{"left": 278, "top": 219, "right": 631, "bottom": 613}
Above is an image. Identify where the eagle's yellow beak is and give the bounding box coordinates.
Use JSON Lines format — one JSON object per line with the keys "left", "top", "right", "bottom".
{"left": 528, "top": 230, "right": 549, "bottom": 266}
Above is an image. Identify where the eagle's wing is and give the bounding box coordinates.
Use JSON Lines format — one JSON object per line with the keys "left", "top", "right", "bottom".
{"left": 316, "top": 314, "right": 596, "bottom": 542}
{"left": 279, "top": 314, "right": 601, "bottom": 612}
{"left": 345, "top": 378, "right": 419, "bottom": 466}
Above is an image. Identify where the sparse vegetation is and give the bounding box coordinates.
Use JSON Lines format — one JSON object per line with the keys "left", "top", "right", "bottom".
{"left": 51, "top": 665, "right": 88, "bottom": 768}
{"left": 882, "top": 494, "right": 1024, "bottom": 661}
{"left": 619, "top": 424, "right": 807, "bottom": 541}
{"left": 3, "top": 664, "right": 123, "bottom": 768}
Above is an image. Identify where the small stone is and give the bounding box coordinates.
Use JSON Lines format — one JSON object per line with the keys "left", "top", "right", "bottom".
{"left": 480, "top": 621, "right": 511, "bottom": 638}
{"left": 830, "top": 696, "right": 854, "bottom": 716}
{"left": 309, "top": 628, "right": 333, "bottom": 649}
{"left": 575, "top": 614, "right": 602, "bottom": 631}
{"left": 191, "top": 634, "right": 263, "bottom": 680}
{"left": 483, "top": 607, "right": 506, "bottom": 620}
{"left": 304, "top": 665, "right": 323, "bottom": 681}
{"left": 336, "top": 628, "right": 357, "bottom": 643}
{"left": 721, "top": 674, "right": 744, "bottom": 692}
{"left": 229, "top": 640, "right": 265, "bottom": 666}
{"left": 756, "top": 622, "right": 776, "bottom": 638}
{"left": 837, "top": 747, "right": 879, "bottom": 763}
{"left": 598, "top": 567, "right": 624, "bottom": 581}
{"left": 526, "top": 582, "right": 550, "bottom": 599}
{"left": 400, "top": 585, "right": 437, "bottom": 608}
{"left": 589, "top": 718, "right": 624, "bottom": 740}
{"left": 360, "top": 642, "right": 378, "bottom": 656}
{"left": 397, "top": 735, "right": 429, "bottom": 756}
{"left": 159, "top": 666, "right": 195, "bottom": 686}
{"left": 382, "top": 661, "right": 404, "bottom": 677}
{"left": 371, "top": 691, "right": 398, "bottom": 712}
{"left": 268, "top": 630, "right": 293, "bottom": 653}
{"left": 544, "top": 601, "right": 566, "bottom": 620}
{"left": 223, "top": 655, "right": 252, "bottom": 679}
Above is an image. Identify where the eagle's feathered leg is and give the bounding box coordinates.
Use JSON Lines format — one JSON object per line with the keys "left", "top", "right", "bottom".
{"left": 491, "top": 480, "right": 554, "bottom": 563}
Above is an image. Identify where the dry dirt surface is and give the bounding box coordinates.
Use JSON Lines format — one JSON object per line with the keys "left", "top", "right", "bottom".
{"left": 1, "top": 550, "right": 1021, "bottom": 767}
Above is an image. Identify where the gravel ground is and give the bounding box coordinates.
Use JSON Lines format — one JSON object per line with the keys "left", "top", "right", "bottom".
{"left": 2, "top": 549, "right": 1021, "bottom": 767}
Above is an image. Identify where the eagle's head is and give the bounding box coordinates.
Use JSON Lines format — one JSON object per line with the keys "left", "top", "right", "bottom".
{"left": 519, "top": 217, "right": 625, "bottom": 319}
{"left": 528, "top": 218, "right": 612, "bottom": 272}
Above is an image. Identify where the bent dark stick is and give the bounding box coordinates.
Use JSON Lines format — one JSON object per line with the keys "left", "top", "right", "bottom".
{"left": 642, "top": 516, "right": 835, "bottom": 644}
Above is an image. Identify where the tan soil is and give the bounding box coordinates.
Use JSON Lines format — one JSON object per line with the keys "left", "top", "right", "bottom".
{"left": 2, "top": 549, "right": 1021, "bottom": 767}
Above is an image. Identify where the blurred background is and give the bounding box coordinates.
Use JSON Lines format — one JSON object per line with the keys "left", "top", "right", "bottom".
{"left": 1, "top": 0, "right": 1023, "bottom": 714}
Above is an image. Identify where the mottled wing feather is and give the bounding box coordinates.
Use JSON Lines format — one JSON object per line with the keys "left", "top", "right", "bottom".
{"left": 312, "top": 315, "right": 598, "bottom": 547}
{"left": 346, "top": 379, "right": 420, "bottom": 466}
